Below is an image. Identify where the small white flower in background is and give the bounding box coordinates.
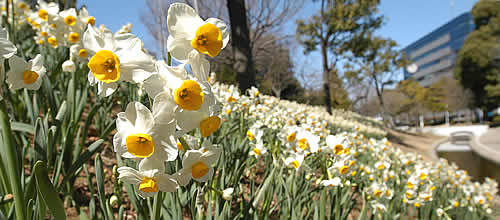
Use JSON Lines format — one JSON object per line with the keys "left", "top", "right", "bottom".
{"left": 436, "top": 208, "right": 444, "bottom": 217}
{"left": 174, "top": 146, "right": 222, "bottom": 186}
{"left": 119, "top": 23, "right": 133, "bottom": 34}
{"left": 326, "top": 135, "right": 346, "bottom": 155}
{"left": 36, "top": 0, "right": 59, "bottom": 23}
{"left": 321, "top": 177, "right": 342, "bottom": 187}
{"left": 284, "top": 152, "right": 305, "bottom": 170}
{"left": 83, "top": 25, "right": 155, "bottom": 96}
{"left": 247, "top": 125, "right": 263, "bottom": 142}
{"left": 374, "top": 160, "right": 390, "bottom": 170}
{"left": 117, "top": 158, "right": 178, "bottom": 198}
{"left": 62, "top": 60, "right": 76, "bottom": 72}
{"left": 371, "top": 203, "right": 386, "bottom": 214}
{"left": 295, "top": 130, "right": 320, "bottom": 153}
{"left": 6, "top": 55, "right": 46, "bottom": 90}
{"left": 222, "top": 187, "right": 234, "bottom": 201}
{"left": 167, "top": 3, "right": 229, "bottom": 81}
{"left": 249, "top": 141, "right": 267, "bottom": 157}
{"left": 78, "top": 7, "right": 96, "bottom": 27}
{"left": 69, "top": 44, "right": 89, "bottom": 61}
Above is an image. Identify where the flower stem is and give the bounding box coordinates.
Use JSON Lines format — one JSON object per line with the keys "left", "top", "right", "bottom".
{"left": 152, "top": 192, "right": 162, "bottom": 220}
{"left": 0, "top": 99, "right": 25, "bottom": 219}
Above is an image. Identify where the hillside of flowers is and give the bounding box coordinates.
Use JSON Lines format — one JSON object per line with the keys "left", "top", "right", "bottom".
{"left": 0, "top": 1, "right": 496, "bottom": 219}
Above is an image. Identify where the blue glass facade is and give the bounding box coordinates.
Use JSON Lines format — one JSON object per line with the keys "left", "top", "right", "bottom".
{"left": 402, "top": 12, "right": 475, "bottom": 86}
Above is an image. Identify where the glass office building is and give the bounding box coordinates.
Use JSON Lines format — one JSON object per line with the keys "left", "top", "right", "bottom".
{"left": 402, "top": 12, "right": 475, "bottom": 87}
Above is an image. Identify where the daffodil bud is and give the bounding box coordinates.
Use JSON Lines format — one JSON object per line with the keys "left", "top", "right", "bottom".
{"left": 436, "top": 208, "right": 444, "bottom": 216}
{"left": 222, "top": 188, "right": 234, "bottom": 201}
{"left": 62, "top": 60, "right": 76, "bottom": 73}
{"left": 109, "top": 195, "right": 119, "bottom": 208}
{"left": 112, "top": 165, "right": 118, "bottom": 177}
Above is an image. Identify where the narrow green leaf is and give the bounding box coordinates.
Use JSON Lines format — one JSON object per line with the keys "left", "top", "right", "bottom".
{"left": 252, "top": 167, "right": 275, "bottom": 209}
{"left": 33, "top": 161, "right": 66, "bottom": 220}
{"left": 60, "top": 139, "right": 104, "bottom": 186}
{"left": 95, "top": 153, "right": 112, "bottom": 220}
{"left": 10, "top": 122, "right": 35, "bottom": 134}
{"left": 23, "top": 175, "right": 37, "bottom": 206}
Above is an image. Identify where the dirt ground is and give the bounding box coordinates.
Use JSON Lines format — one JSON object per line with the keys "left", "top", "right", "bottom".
{"left": 387, "top": 129, "right": 446, "bottom": 161}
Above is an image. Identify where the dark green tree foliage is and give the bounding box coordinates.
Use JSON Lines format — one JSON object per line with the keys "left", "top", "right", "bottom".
{"left": 296, "top": 0, "right": 383, "bottom": 113}
{"left": 455, "top": 0, "right": 500, "bottom": 110}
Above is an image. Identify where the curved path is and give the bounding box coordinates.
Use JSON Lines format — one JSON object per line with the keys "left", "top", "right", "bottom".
{"left": 479, "top": 127, "right": 500, "bottom": 151}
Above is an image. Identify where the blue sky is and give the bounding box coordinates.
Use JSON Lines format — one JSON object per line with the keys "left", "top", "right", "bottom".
{"left": 78, "top": 0, "right": 478, "bottom": 81}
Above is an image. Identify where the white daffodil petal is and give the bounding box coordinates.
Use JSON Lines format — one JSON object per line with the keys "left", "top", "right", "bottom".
{"left": 188, "top": 52, "right": 210, "bottom": 82}
{"left": 138, "top": 158, "right": 164, "bottom": 173}
{"left": 124, "top": 102, "right": 154, "bottom": 132}
{"left": 97, "top": 82, "right": 118, "bottom": 97}
{"left": 82, "top": 25, "right": 104, "bottom": 54}
{"left": 113, "top": 130, "right": 128, "bottom": 157}
{"left": 8, "top": 56, "right": 27, "bottom": 73}
{"left": 203, "top": 148, "right": 222, "bottom": 165}
{"left": 166, "top": 36, "right": 192, "bottom": 61}
{"left": 30, "top": 55, "right": 44, "bottom": 72}
{"left": 152, "top": 91, "right": 176, "bottom": 125}
{"left": 157, "top": 174, "right": 178, "bottom": 192}
{"left": 0, "top": 29, "right": 16, "bottom": 59}
{"left": 182, "top": 150, "right": 203, "bottom": 168}
{"left": 167, "top": 3, "right": 204, "bottom": 38}
{"left": 175, "top": 168, "right": 192, "bottom": 186}
{"left": 175, "top": 109, "right": 207, "bottom": 133}
{"left": 117, "top": 167, "right": 143, "bottom": 185}
{"left": 143, "top": 74, "right": 166, "bottom": 99}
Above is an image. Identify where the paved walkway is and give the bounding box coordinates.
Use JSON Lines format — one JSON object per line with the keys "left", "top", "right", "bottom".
{"left": 479, "top": 127, "right": 500, "bottom": 150}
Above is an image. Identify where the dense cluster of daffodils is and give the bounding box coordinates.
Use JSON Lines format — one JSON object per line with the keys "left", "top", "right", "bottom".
{"left": 2, "top": 0, "right": 496, "bottom": 218}
{"left": 212, "top": 82, "right": 498, "bottom": 216}
{"left": 15, "top": 1, "right": 230, "bottom": 198}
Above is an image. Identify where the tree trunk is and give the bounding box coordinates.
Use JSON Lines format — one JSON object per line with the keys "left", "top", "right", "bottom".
{"left": 321, "top": 42, "right": 332, "bottom": 114}
{"left": 227, "top": 0, "right": 256, "bottom": 93}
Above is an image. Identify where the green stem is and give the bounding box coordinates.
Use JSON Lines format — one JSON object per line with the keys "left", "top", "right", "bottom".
{"left": 152, "top": 192, "right": 162, "bottom": 220}
{"left": 0, "top": 99, "right": 26, "bottom": 219}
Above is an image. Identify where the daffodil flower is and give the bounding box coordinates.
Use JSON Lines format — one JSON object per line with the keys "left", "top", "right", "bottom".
{"left": 78, "top": 7, "right": 95, "bottom": 27}
{"left": 83, "top": 25, "right": 155, "bottom": 96}
{"left": 174, "top": 146, "right": 222, "bottom": 186}
{"left": 6, "top": 55, "right": 46, "bottom": 90}
{"left": 36, "top": 0, "right": 59, "bottom": 23}
{"left": 175, "top": 88, "right": 222, "bottom": 137}
{"left": 143, "top": 61, "right": 222, "bottom": 137}
{"left": 249, "top": 141, "right": 267, "bottom": 158}
{"left": 284, "top": 152, "right": 305, "bottom": 170}
{"left": 321, "top": 177, "right": 342, "bottom": 187}
{"left": 326, "top": 135, "right": 346, "bottom": 155}
{"left": 113, "top": 101, "right": 177, "bottom": 162}
{"left": 166, "top": 3, "right": 229, "bottom": 81}
{"left": 117, "top": 158, "right": 177, "bottom": 198}
{"left": 295, "top": 130, "right": 320, "bottom": 153}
